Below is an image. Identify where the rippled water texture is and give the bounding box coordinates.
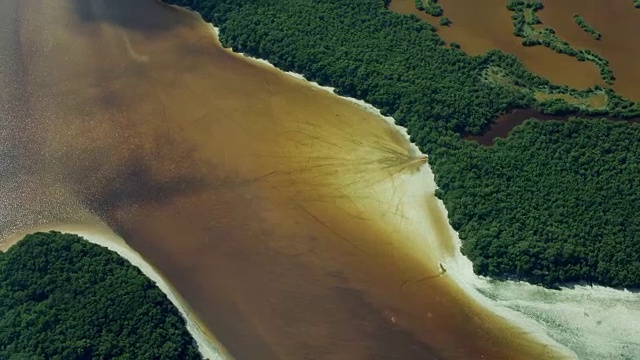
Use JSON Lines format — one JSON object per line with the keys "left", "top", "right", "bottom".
{"left": 0, "top": 1, "right": 573, "bottom": 359}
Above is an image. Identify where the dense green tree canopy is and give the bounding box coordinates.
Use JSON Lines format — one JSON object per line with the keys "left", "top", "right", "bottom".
{"left": 165, "top": 0, "right": 640, "bottom": 289}
{"left": 437, "top": 120, "right": 640, "bottom": 288}
{"left": 0, "top": 232, "right": 202, "bottom": 360}
{"left": 572, "top": 14, "right": 601, "bottom": 40}
{"left": 414, "top": 0, "right": 443, "bottom": 17}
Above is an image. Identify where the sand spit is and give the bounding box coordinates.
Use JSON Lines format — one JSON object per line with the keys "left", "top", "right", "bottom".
{"left": 1, "top": 224, "right": 231, "bottom": 360}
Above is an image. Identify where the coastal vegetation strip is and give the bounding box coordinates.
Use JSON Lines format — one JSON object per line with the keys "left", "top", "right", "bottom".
{"left": 166, "top": 0, "right": 640, "bottom": 289}
{"left": 572, "top": 14, "right": 601, "bottom": 40}
{"left": 414, "top": 0, "right": 443, "bottom": 17}
{"left": 0, "top": 232, "right": 203, "bottom": 360}
{"left": 506, "top": 0, "right": 614, "bottom": 84}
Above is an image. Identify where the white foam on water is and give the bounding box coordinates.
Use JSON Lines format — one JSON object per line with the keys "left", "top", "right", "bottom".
{"left": 476, "top": 280, "right": 640, "bottom": 359}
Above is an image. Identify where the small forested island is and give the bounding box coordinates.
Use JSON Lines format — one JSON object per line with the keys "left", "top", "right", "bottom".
{"left": 414, "top": 0, "right": 443, "bottom": 17}
{"left": 166, "top": 0, "right": 640, "bottom": 289}
{"left": 572, "top": 14, "right": 601, "bottom": 40}
{"left": 438, "top": 16, "right": 452, "bottom": 27}
{"left": 0, "top": 232, "right": 202, "bottom": 359}
{"left": 506, "top": 0, "right": 614, "bottom": 84}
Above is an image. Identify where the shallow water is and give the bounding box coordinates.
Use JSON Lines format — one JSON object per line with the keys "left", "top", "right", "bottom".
{"left": 389, "top": 0, "right": 640, "bottom": 100}
{"left": 536, "top": 0, "right": 640, "bottom": 100}
{"left": 0, "top": 0, "right": 576, "bottom": 359}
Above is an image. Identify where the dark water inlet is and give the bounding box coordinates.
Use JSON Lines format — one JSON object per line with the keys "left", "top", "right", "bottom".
{"left": 465, "top": 108, "right": 640, "bottom": 145}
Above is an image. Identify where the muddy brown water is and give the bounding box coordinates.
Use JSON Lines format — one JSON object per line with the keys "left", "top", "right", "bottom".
{"left": 389, "top": 0, "right": 640, "bottom": 100}
{"left": 1, "top": 0, "right": 571, "bottom": 359}
{"left": 536, "top": 0, "right": 640, "bottom": 101}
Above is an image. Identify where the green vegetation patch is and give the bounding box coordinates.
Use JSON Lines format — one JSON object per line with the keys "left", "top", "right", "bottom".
{"left": 507, "top": 0, "right": 614, "bottom": 84}
{"left": 438, "top": 16, "right": 452, "bottom": 27}
{"left": 481, "top": 51, "right": 637, "bottom": 117}
{"left": 572, "top": 14, "right": 601, "bottom": 40}
{"left": 164, "top": 0, "right": 640, "bottom": 289}
{"left": 0, "top": 232, "right": 202, "bottom": 360}
{"left": 635, "top": 0, "right": 640, "bottom": 9}
{"left": 436, "top": 120, "right": 640, "bottom": 288}
{"left": 414, "top": 0, "right": 443, "bottom": 17}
